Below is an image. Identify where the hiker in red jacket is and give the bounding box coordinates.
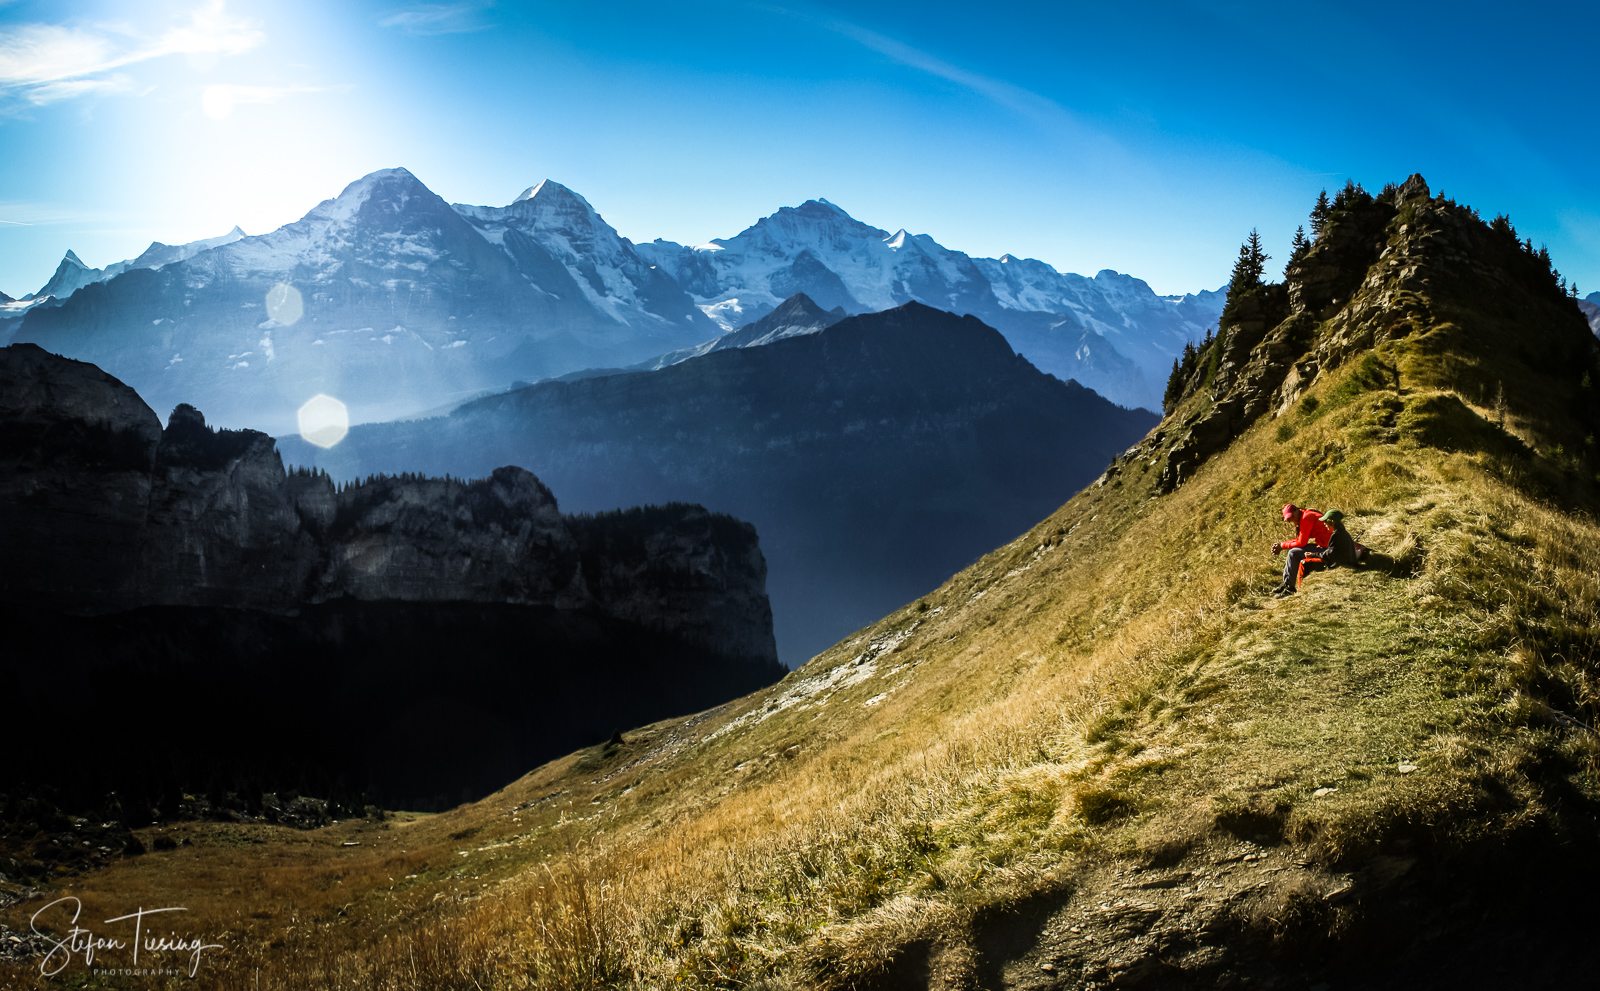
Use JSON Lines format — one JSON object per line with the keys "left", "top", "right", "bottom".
{"left": 1272, "top": 503, "right": 1332, "bottom": 596}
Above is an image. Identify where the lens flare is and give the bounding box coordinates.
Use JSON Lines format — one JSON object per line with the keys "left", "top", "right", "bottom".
{"left": 297, "top": 394, "right": 349, "bottom": 449}
{"left": 265, "top": 282, "right": 303, "bottom": 325}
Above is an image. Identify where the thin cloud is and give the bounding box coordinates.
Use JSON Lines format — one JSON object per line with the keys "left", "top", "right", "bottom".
{"left": 830, "top": 21, "right": 1068, "bottom": 128}
{"left": 0, "top": 199, "right": 136, "bottom": 230}
{"left": 379, "top": 2, "right": 494, "bottom": 36}
{"left": 24, "top": 75, "right": 133, "bottom": 105}
{"left": 201, "top": 82, "right": 327, "bottom": 119}
{"left": 0, "top": 1, "right": 262, "bottom": 106}
{"left": 771, "top": 4, "right": 1126, "bottom": 160}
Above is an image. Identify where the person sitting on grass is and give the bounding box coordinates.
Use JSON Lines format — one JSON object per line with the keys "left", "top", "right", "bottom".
{"left": 1290, "top": 509, "right": 1362, "bottom": 589}
{"left": 1272, "top": 502, "right": 1331, "bottom": 596}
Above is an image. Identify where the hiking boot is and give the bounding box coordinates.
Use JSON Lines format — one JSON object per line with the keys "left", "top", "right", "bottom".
{"left": 1273, "top": 583, "right": 1296, "bottom": 597}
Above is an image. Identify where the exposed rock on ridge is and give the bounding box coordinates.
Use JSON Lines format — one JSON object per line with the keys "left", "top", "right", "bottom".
{"left": 1126, "top": 175, "right": 1598, "bottom": 493}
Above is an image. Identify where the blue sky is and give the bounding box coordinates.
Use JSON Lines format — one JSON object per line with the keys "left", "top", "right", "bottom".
{"left": 2, "top": 0, "right": 1595, "bottom": 299}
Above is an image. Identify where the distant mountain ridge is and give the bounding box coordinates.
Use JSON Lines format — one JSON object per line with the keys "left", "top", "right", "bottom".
{"left": 1580, "top": 290, "right": 1600, "bottom": 336}
{"left": 280, "top": 301, "right": 1159, "bottom": 661}
{"left": 7, "top": 169, "right": 1220, "bottom": 428}
{"left": 633, "top": 292, "right": 846, "bottom": 370}
{"left": 29, "top": 227, "right": 246, "bottom": 301}
{"left": 638, "top": 199, "right": 1226, "bottom": 408}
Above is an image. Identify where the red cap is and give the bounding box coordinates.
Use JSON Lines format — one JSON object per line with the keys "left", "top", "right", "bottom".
{"left": 1282, "top": 503, "right": 1298, "bottom": 521}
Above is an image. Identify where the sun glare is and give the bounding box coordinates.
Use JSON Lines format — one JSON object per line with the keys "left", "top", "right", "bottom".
{"left": 265, "top": 282, "right": 303, "bottom": 325}
{"left": 297, "top": 393, "right": 348, "bottom": 449}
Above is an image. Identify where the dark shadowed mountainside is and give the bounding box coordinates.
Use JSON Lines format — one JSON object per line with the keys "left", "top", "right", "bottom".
{"left": 633, "top": 291, "right": 846, "bottom": 369}
{"left": 281, "top": 302, "right": 1159, "bottom": 662}
{"left": 0, "top": 343, "right": 782, "bottom": 812}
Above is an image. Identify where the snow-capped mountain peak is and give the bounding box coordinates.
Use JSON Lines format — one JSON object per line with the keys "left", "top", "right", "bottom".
{"left": 306, "top": 167, "right": 430, "bottom": 225}
{"left": 452, "top": 179, "right": 716, "bottom": 337}
{"left": 635, "top": 291, "right": 847, "bottom": 370}
{"left": 515, "top": 179, "right": 550, "bottom": 202}
{"left": 505, "top": 178, "right": 607, "bottom": 235}
{"left": 198, "top": 166, "right": 511, "bottom": 302}
{"left": 514, "top": 178, "right": 593, "bottom": 209}
{"left": 128, "top": 226, "right": 247, "bottom": 271}
{"left": 32, "top": 250, "right": 98, "bottom": 300}
{"left": 795, "top": 198, "right": 848, "bottom": 218}
{"left": 1092, "top": 269, "right": 1158, "bottom": 299}
{"left": 28, "top": 225, "right": 252, "bottom": 302}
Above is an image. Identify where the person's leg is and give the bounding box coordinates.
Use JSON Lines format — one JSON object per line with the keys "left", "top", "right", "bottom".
{"left": 1282, "top": 547, "right": 1305, "bottom": 589}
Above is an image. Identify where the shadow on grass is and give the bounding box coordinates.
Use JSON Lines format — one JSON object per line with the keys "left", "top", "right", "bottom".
{"left": 1358, "top": 551, "right": 1420, "bottom": 580}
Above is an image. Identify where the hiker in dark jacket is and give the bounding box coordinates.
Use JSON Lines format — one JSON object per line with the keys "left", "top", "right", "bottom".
{"left": 1322, "top": 510, "right": 1359, "bottom": 567}
{"left": 1272, "top": 503, "right": 1331, "bottom": 596}
{"left": 1283, "top": 509, "right": 1363, "bottom": 592}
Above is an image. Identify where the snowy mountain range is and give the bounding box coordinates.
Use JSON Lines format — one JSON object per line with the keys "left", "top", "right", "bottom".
{"left": 6, "top": 168, "right": 1223, "bottom": 427}
{"left": 7, "top": 170, "right": 714, "bottom": 431}
{"left": 30, "top": 227, "right": 246, "bottom": 301}
{"left": 638, "top": 200, "right": 1225, "bottom": 408}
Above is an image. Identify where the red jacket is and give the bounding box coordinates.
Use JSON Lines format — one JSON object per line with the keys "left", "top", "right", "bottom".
{"left": 1283, "top": 509, "right": 1332, "bottom": 550}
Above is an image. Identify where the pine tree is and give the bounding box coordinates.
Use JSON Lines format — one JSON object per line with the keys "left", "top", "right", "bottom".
{"left": 1220, "top": 230, "right": 1269, "bottom": 328}
{"left": 1228, "top": 228, "right": 1269, "bottom": 290}
{"left": 1285, "top": 225, "right": 1310, "bottom": 276}
{"left": 1309, "top": 190, "right": 1331, "bottom": 238}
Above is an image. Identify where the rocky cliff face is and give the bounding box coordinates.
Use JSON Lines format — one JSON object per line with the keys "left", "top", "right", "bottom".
{"left": 0, "top": 343, "right": 775, "bottom": 662}
{"left": 0, "top": 344, "right": 780, "bottom": 810}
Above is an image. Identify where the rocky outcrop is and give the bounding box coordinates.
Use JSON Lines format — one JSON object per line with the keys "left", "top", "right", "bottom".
{"left": 568, "top": 506, "right": 778, "bottom": 668}
{"left": 0, "top": 342, "right": 162, "bottom": 606}
{"left": 0, "top": 344, "right": 782, "bottom": 811}
{"left": 0, "top": 343, "right": 776, "bottom": 662}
